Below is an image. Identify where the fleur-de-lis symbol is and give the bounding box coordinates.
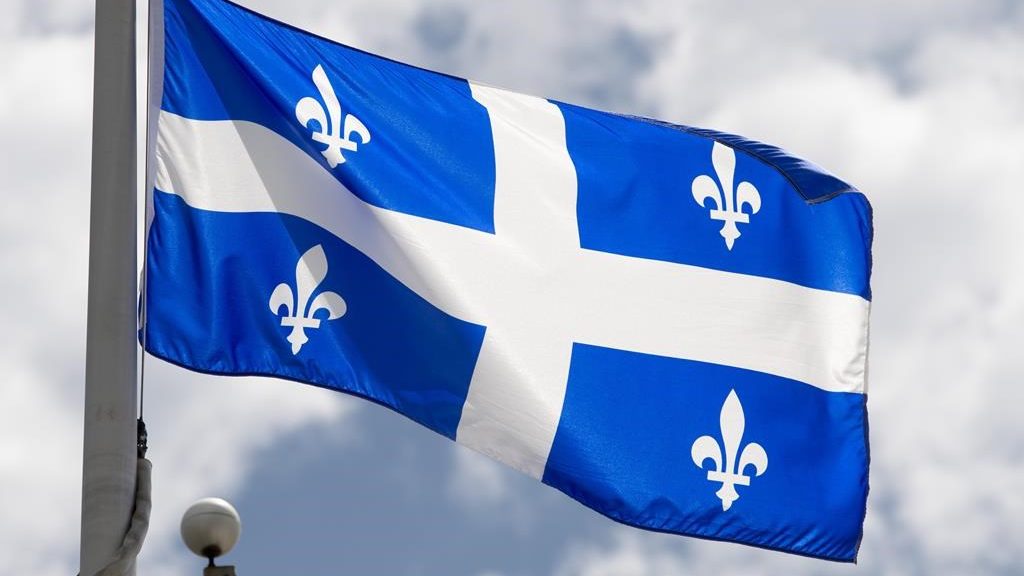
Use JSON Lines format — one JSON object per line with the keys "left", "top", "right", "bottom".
{"left": 691, "top": 142, "right": 761, "bottom": 250}
{"left": 295, "top": 64, "right": 371, "bottom": 169}
{"left": 691, "top": 389, "right": 768, "bottom": 511}
{"left": 268, "top": 245, "right": 347, "bottom": 355}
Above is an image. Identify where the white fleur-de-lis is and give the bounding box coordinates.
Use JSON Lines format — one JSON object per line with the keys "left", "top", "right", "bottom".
{"left": 691, "top": 142, "right": 761, "bottom": 250}
{"left": 268, "top": 245, "right": 347, "bottom": 355}
{"left": 691, "top": 389, "right": 768, "bottom": 511}
{"left": 295, "top": 64, "right": 371, "bottom": 168}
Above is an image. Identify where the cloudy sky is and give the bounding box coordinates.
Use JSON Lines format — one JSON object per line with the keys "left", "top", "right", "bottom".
{"left": 2, "top": 0, "right": 1023, "bottom": 574}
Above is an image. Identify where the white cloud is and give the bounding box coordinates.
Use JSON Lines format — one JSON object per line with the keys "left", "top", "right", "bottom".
{"left": 555, "top": 530, "right": 697, "bottom": 576}
{"left": 0, "top": 29, "right": 95, "bottom": 576}
{"left": 447, "top": 445, "right": 511, "bottom": 509}
{"left": 445, "top": 445, "right": 546, "bottom": 538}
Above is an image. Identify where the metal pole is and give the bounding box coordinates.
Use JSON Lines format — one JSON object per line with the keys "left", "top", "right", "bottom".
{"left": 81, "top": 0, "right": 138, "bottom": 574}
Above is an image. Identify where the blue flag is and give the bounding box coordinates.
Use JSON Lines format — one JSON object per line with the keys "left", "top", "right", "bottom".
{"left": 146, "top": 0, "right": 872, "bottom": 561}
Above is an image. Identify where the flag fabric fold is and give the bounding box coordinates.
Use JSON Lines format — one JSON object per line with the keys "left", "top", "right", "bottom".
{"left": 146, "top": 0, "right": 873, "bottom": 561}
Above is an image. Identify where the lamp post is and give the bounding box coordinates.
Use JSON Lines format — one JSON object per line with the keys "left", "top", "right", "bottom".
{"left": 180, "top": 498, "right": 241, "bottom": 576}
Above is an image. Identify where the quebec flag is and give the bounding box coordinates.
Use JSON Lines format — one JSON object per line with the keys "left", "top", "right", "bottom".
{"left": 146, "top": 0, "right": 873, "bottom": 561}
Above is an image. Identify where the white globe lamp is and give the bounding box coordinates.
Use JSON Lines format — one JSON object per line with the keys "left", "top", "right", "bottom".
{"left": 181, "top": 497, "right": 241, "bottom": 571}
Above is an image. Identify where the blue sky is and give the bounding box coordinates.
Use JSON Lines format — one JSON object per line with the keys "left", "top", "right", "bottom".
{"left": 2, "top": 0, "right": 1023, "bottom": 574}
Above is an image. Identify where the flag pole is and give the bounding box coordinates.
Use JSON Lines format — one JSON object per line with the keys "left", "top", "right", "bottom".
{"left": 81, "top": 0, "right": 139, "bottom": 574}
